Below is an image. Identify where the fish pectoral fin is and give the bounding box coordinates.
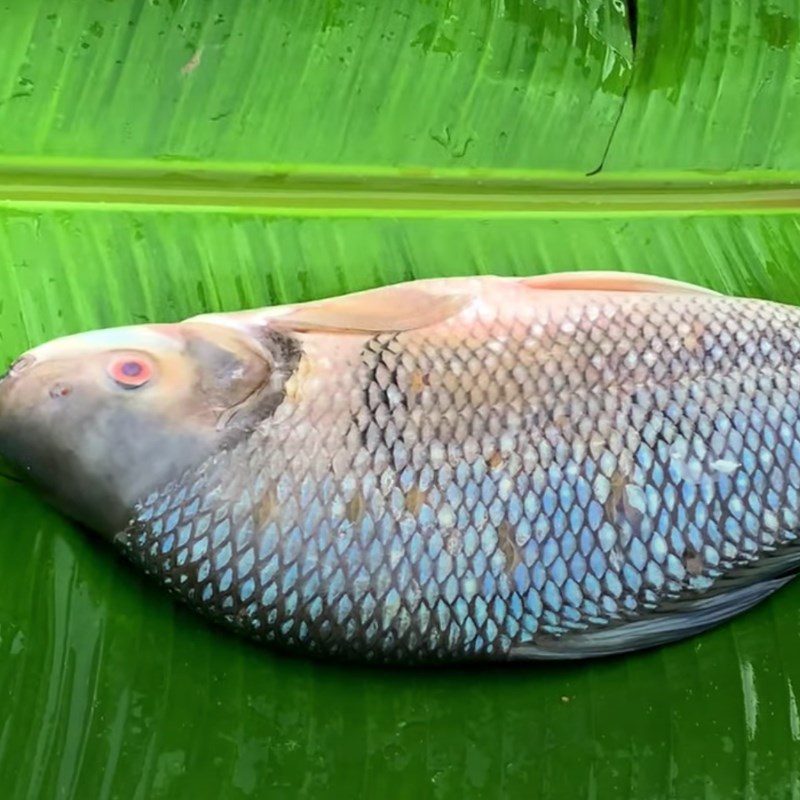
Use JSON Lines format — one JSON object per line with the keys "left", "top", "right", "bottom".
{"left": 267, "top": 283, "right": 471, "bottom": 333}
{"left": 518, "top": 271, "right": 722, "bottom": 295}
{"left": 509, "top": 574, "right": 794, "bottom": 661}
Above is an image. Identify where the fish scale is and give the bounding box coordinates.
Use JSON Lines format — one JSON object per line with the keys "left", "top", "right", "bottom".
{"left": 119, "top": 291, "right": 800, "bottom": 661}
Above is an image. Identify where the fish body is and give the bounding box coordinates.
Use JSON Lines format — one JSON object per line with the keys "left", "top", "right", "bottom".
{"left": 2, "top": 272, "right": 800, "bottom": 662}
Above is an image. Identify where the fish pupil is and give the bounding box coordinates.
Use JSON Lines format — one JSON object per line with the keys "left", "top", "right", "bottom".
{"left": 121, "top": 361, "right": 143, "bottom": 377}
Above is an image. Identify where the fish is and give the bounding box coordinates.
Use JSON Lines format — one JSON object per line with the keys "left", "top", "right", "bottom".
{"left": 1, "top": 270, "right": 800, "bottom": 663}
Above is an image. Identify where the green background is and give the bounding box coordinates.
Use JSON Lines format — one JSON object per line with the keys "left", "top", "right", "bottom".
{"left": 1, "top": 1, "right": 800, "bottom": 798}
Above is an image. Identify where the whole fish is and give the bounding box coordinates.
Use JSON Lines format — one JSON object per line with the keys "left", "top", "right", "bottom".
{"left": 1, "top": 271, "right": 800, "bottom": 662}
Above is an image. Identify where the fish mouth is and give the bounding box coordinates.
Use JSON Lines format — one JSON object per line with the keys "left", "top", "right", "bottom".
{"left": 0, "top": 354, "right": 35, "bottom": 383}
{"left": 0, "top": 354, "right": 35, "bottom": 485}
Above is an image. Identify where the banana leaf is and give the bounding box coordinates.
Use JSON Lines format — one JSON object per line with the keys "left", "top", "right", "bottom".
{"left": 1, "top": 1, "right": 800, "bottom": 798}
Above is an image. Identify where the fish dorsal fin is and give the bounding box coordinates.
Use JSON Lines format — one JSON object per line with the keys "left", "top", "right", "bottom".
{"left": 519, "top": 271, "right": 721, "bottom": 295}
{"left": 267, "top": 282, "right": 470, "bottom": 334}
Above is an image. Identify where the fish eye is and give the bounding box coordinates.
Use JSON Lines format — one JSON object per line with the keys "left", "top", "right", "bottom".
{"left": 107, "top": 354, "right": 154, "bottom": 389}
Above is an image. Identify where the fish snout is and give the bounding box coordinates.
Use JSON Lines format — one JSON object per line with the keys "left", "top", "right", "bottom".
{"left": 0, "top": 351, "right": 39, "bottom": 422}
{"left": 0, "top": 353, "right": 35, "bottom": 383}
{"left": 0, "top": 355, "right": 36, "bottom": 483}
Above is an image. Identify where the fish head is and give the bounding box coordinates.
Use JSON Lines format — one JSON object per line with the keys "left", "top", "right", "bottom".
{"left": 0, "top": 320, "right": 291, "bottom": 536}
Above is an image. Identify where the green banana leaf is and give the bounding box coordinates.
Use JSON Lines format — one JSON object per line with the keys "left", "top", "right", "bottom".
{"left": 1, "top": 1, "right": 800, "bottom": 798}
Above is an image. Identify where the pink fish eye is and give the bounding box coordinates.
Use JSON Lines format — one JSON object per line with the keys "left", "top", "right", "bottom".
{"left": 108, "top": 355, "right": 153, "bottom": 389}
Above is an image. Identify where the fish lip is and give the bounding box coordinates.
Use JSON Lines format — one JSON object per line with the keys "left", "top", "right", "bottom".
{"left": 0, "top": 353, "right": 35, "bottom": 383}
{"left": 0, "top": 354, "right": 40, "bottom": 486}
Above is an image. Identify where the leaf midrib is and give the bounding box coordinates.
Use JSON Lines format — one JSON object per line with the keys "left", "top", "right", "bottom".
{"left": 1, "top": 159, "right": 799, "bottom": 216}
